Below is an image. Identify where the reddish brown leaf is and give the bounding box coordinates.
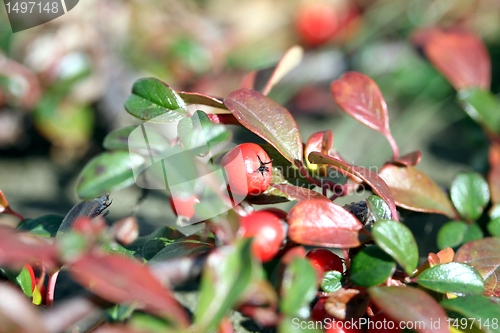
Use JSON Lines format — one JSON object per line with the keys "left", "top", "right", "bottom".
{"left": 207, "top": 113, "right": 240, "bottom": 125}
{"left": 488, "top": 142, "right": 500, "bottom": 206}
{"left": 241, "top": 71, "right": 257, "bottom": 90}
{"left": 0, "top": 228, "right": 57, "bottom": 269}
{"left": 69, "top": 253, "right": 189, "bottom": 327}
{"left": 305, "top": 130, "right": 344, "bottom": 175}
{"left": 423, "top": 29, "right": 491, "bottom": 90}
{"left": 177, "top": 91, "right": 227, "bottom": 110}
{"left": 436, "top": 247, "right": 455, "bottom": 264}
{"left": 378, "top": 164, "right": 457, "bottom": 218}
{"left": 224, "top": 89, "right": 303, "bottom": 163}
{"left": 93, "top": 325, "right": 154, "bottom": 333}
{"left": 0, "top": 283, "right": 47, "bottom": 333}
{"left": 271, "top": 183, "right": 328, "bottom": 202}
{"left": 331, "top": 72, "right": 399, "bottom": 159}
{"left": 308, "top": 152, "right": 398, "bottom": 220}
{"left": 369, "top": 286, "right": 449, "bottom": 333}
{"left": 288, "top": 199, "right": 364, "bottom": 248}
{"left": 393, "top": 150, "right": 422, "bottom": 166}
{"left": 325, "top": 288, "right": 370, "bottom": 320}
{"left": 455, "top": 237, "right": 500, "bottom": 297}
{"left": 262, "top": 46, "right": 303, "bottom": 95}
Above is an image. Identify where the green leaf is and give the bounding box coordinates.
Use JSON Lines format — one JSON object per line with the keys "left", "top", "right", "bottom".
{"left": 126, "top": 227, "right": 186, "bottom": 261}
{"left": 451, "top": 172, "right": 490, "bottom": 221}
{"left": 76, "top": 151, "right": 144, "bottom": 199}
{"left": 17, "top": 214, "right": 64, "bottom": 237}
{"left": 416, "top": 262, "right": 484, "bottom": 295}
{"left": 441, "top": 296, "right": 500, "bottom": 333}
{"left": 280, "top": 257, "right": 317, "bottom": 317}
{"left": 101, "top": 241, "right": 136, "bottom": 257}
{"left": 367, "top": 195, "right": 392, "bottom": 221}
{"left": 437, "top": 221, "right": 483, "bottom": 249}
{"left": 372, "top": 219, "right": 418, "bottom": 275}
{"left": 194, "top": 239, "right": 257, "bottom": 332}
{"left": 102, "top": 126, "right": 136, "bottom": 151}
{"left": 177, "top": 110, "right": 231, "bottom": 151}
{"left": 224, "top": 89, "right": 303, "bottom": 164}
{"left": 278, "top": 316, "right": 323, "bottom": 333}
{"left": 487, "top": 217, "right": 500, "bottom": 236}
{"left": 149, "top": 236, "right": 214, "bottom": 262}
{"left": 16, "top": 266, "right": 33, "bottom": 298}
{"left": 321, "top": 270, "right": 342, "bottom": 293}
{"left": 350, "top": 246, "right": 396, "bottom": 287}
{"left": 124, "top": 77, "right": 188, "bottom": 122}
{"left": 458, "top": 88, "right": 500, "bottom": 134}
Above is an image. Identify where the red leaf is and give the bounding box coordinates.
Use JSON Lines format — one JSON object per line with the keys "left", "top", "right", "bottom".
{"left": 288, "top": 199, "right": 364, "bottom": 248}
{"left": 455, "top": 237, "right": 500, "bottom": 297}
{"left": 241, "top": 71, "right": 257, "bottom": 90}
{"left": 488, "top": 142, "right": 500, "bottom": 206}
{"left": 331, "top": 72, "right": 399, "bottom": 159}
{"left": 271, "top": 183, "right": 328, "bottom": 202}
{"left": 393, "top": 150, "right": 422, "bottom": 166}
{"left": 0, "top": 283, "right": 47, "bottom": 333}
{"left": 0, "top": 228, "right": 57, "bottom": 269}
{"left": 422, "top": 28, "right": 491, "bottom": 90}
{"left": 69, "top": 253, "right": 189, "bottom": 327}
{"left": 378, "top": 164, "right": 457, "bottom": 218}
{"left": 308, "top": 152, "right": 398, "bottom": 220}
{"left": 369, "top": 286, "right": 449, "bottom": 333}
{"left": 225, "top": 89, "right": 303, "bottom": 164}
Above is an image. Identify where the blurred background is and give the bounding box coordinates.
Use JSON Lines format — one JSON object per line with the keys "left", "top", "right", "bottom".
{"left": 1, "top": 0, "right": 499, "bottom": 243}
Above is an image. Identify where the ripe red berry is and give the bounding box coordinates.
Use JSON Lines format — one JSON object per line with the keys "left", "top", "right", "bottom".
{"left": 306, "top": 248, "right": 344, "bottom": 276}
{"left": 295, "top": 2, "right": 339, "bottom": 47}
{"left": 169, "top": 195, "right": 199, "bottom": 219}
{"left": 221, "top": 143, "right": 272, "bottom": 197}
{"left": 311, "top": 297, "right": 333, "bottom": 322}
{"left": 239, "top": 211, "right": 285, "bottom": 262}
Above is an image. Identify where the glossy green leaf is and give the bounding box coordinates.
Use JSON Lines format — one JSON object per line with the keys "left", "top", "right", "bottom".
{"left": 102, "top": 126, "right": 136, "bottom": 151}
{"left": 224, "top": 89, "right": 303, "bottom": 164}
{"left": 378, "top": 164, "right": 457, "bottom": 218}
{"left": 76, "top": 151, "right": 145, "bottom": 199}
{"left": 441, "top": 296, "right": 500, "bottom": 333}
{"left": 280, "top": 257, "right": 317, "bottom": 316}
{"left": 101, "top": 241, "right": 136, "bottom": 257}
{"left": 16, "top": 266, "right": 33, "bottom": 298}
{"left": 17, "top": 214, "right": 64, "bottom": 237}
{"left": 350, "top": 246, "right": 396, "bottom": 287}
{"left": 149, "top": 236, "right": 214, "bottom": 262}
{"left": 437, "top": 221, "right": 483, "bottom": 249}
{"left": 367, "top": 195, "right": 392, "bottom": 222}
{"left": 487, "top": 217, "right": 500, "bottom": 236}
{"left": 321, "top": 270, "right": 342, "bottom": 293}
{"left": 308, "top": 152, "right": 398, "bottom": 220}
{"left": 451, "top": 172, "right": 490, "bottom": 221}
{"left": 458, "top": 88, "right": 500, "bottom": 134}
{"left": 194, "top": 239, "right": 256, "bottom": 332}
{"left": 455, "top": 237, "right": 500, "bottom": 297}
{"left": 372, "top": 219, "right": 418, "bottom": 275}
{"left": 416, "top": 262, "right": 484, "bottom": 295}
{"left": 177, "top": 110, "right": 231, "bottom": 151}
{"left": 369, "top": 286, "right": 449, "bottom": 333}
{"left": 126, "top": 227, "right": 186, "bottom": 261}
{"left": 278, "top": 316, "right": 323, "bottom": 333}
{"left": 124, "top": 77, "right": 188, "bottom": 122}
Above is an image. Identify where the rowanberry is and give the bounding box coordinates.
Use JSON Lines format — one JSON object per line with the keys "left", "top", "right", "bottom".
{"left": 169, "top": 195, "right": 199, "bottom": 219}
{"left": 306, "top": 248, "right": 344, "bottom": 278}
{"left": 239, "top": 210, "right": 285, "bottom": 262}
{"left": 221, "top": 143, "right": 272, "bottom": 197}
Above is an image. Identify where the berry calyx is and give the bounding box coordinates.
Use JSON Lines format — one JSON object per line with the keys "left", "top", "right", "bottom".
{"left": 221, "top": 143, "right": 272, "bottom": 197}
{"left": 239, "top": 211, "right": 285, "bottom": 262}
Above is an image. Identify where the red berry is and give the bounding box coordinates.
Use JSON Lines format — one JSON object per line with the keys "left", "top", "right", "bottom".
{"left": 221, "top": 143, "right": 272, "bottom": 197}
{"left": 295, "top": 2, "right": 339, "bottom": 47}
{"left": 169, "top": 195, "right": 199, "bottom": 219}
{"left": 311, "top": 297, "right": 333, "bottom": 322}
{"left": 306, "top": 249, "right": 344, "bottom": 276}
{"left": 239, "top": 211, "right": 285, "bottom": 262}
